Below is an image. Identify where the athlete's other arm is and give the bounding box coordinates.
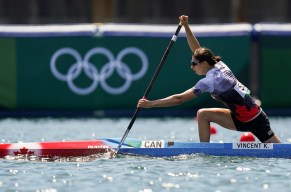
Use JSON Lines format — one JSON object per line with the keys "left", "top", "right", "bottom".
{"left": 138, "top": 89, "right": 196, "bottom": 108}
{"left": 179, "top": 15, "right": 200, "bottom": 52}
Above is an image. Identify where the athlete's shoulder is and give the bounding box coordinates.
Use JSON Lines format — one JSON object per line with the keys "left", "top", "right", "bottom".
{"left": 194, "top": 74, "right": 215, "bottom": 94}
{"left": 214, "top": 61, "right": 231, "bottom": 71}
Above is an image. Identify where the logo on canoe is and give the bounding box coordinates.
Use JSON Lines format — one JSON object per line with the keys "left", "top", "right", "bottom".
{"left": 87, "top": 145, "right": 110, "bottom": 149}
{"left": 141, "top": 141, "right": 165, "bottom": 148}
{"left": 14, "top": 147, "right": 35, "bottom": 155}
{"left": 8, "top": 143, "right": 42, "bottom": 156}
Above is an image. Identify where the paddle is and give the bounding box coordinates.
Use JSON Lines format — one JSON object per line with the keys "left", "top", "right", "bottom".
{"left": 115, "top": 23, "right": 182, "bottom": 154}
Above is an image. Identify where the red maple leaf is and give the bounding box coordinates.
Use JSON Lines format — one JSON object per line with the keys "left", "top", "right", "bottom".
{"left": 14, "top": 147, "right": 35, "bottom": 155}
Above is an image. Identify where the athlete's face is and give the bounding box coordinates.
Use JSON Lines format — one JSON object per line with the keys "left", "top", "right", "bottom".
{"left": 191, "top": 56, "right": 204, "bottom": 75}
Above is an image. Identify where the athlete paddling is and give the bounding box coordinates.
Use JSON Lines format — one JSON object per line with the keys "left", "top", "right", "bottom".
{"left": 137, "top": 15, "right": 281, "bottom": 143}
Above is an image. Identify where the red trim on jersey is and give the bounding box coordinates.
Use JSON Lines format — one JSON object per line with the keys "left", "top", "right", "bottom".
{"left": 233, "top": 104, "right": 260, "bottom": 122}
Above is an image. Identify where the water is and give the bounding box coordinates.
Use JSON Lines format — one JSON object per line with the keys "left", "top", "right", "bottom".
{"left": 0, "top": 117, "right": 291, "bottom": 192}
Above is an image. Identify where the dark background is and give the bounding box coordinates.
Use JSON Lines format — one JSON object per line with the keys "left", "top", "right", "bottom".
{"left": 0, "top": 0, "right": 290, "bottom": 25}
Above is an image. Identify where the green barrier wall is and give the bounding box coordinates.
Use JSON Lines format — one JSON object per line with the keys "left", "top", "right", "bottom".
{"left": 0, "top": 38, "right": 17, "bottom": 109}
{"left": 258, "top": 34, "right": 291, "bottom": 108}
{"left": 0, "top": 25, "right": 251, "bottom": 112}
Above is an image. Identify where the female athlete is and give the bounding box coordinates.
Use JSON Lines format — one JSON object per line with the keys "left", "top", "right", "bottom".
{"left": 137, "top": 15, "right": 281, "bottom": 143}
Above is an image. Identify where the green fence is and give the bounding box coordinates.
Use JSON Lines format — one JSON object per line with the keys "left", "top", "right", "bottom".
{"left": 0, "top": 24, "right": 252, "bottom": 113}
{"left": 255, "top": 24, "right": 291, "bottom": 109}
{"left": 0, "top": 38, "right": 16, "bottom": 109}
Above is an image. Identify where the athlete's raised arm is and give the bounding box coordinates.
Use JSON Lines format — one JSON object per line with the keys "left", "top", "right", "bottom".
{"left": 179, "top": 15, "right": 200, "bottom": 53}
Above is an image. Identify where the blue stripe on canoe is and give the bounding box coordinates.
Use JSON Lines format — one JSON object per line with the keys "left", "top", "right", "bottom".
{"left": 100, "top": 138, "right": 291, "bottom": 158}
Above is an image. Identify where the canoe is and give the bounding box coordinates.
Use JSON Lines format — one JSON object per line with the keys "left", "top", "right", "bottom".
{"left": 0, "top": 138, "right": 290, "bottom": 159}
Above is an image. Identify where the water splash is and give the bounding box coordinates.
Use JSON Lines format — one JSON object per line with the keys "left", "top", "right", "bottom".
{"left": 3, "top": 148, "right": 118, "bottom": 162}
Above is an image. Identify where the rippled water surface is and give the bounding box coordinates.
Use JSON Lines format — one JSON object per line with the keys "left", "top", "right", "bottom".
{"left": 0, "top": 117, "right": 291, "bottom": 192}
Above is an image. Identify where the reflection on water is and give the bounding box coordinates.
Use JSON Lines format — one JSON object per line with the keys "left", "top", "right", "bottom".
{"left": 3, "top": 153, "right": 114, "bottom": 162}
{"left": 2, "top": 153, "right": 224, "bottom": 163}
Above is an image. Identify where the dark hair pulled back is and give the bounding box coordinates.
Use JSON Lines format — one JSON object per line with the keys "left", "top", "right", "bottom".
{"left": 193, "top": 47, "right": 221, "bottom": 66}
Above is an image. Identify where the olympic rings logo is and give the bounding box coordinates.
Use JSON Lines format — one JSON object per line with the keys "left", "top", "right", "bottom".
{"left": 50, "top": 47, "right": 148, "bottom": 95}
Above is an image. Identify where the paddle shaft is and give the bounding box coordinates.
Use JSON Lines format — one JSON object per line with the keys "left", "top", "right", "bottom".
{"left": 116, "top": 24, "right": 182, "bottom": 153}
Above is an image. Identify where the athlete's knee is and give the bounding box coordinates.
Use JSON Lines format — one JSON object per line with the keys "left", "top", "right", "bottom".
{"left": 197, "top": 108, "right": 211, "bottom": 120}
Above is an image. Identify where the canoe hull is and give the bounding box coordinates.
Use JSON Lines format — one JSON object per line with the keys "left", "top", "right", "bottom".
{"left": 1, "top": 138, "right": 290, "bottom": 158}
